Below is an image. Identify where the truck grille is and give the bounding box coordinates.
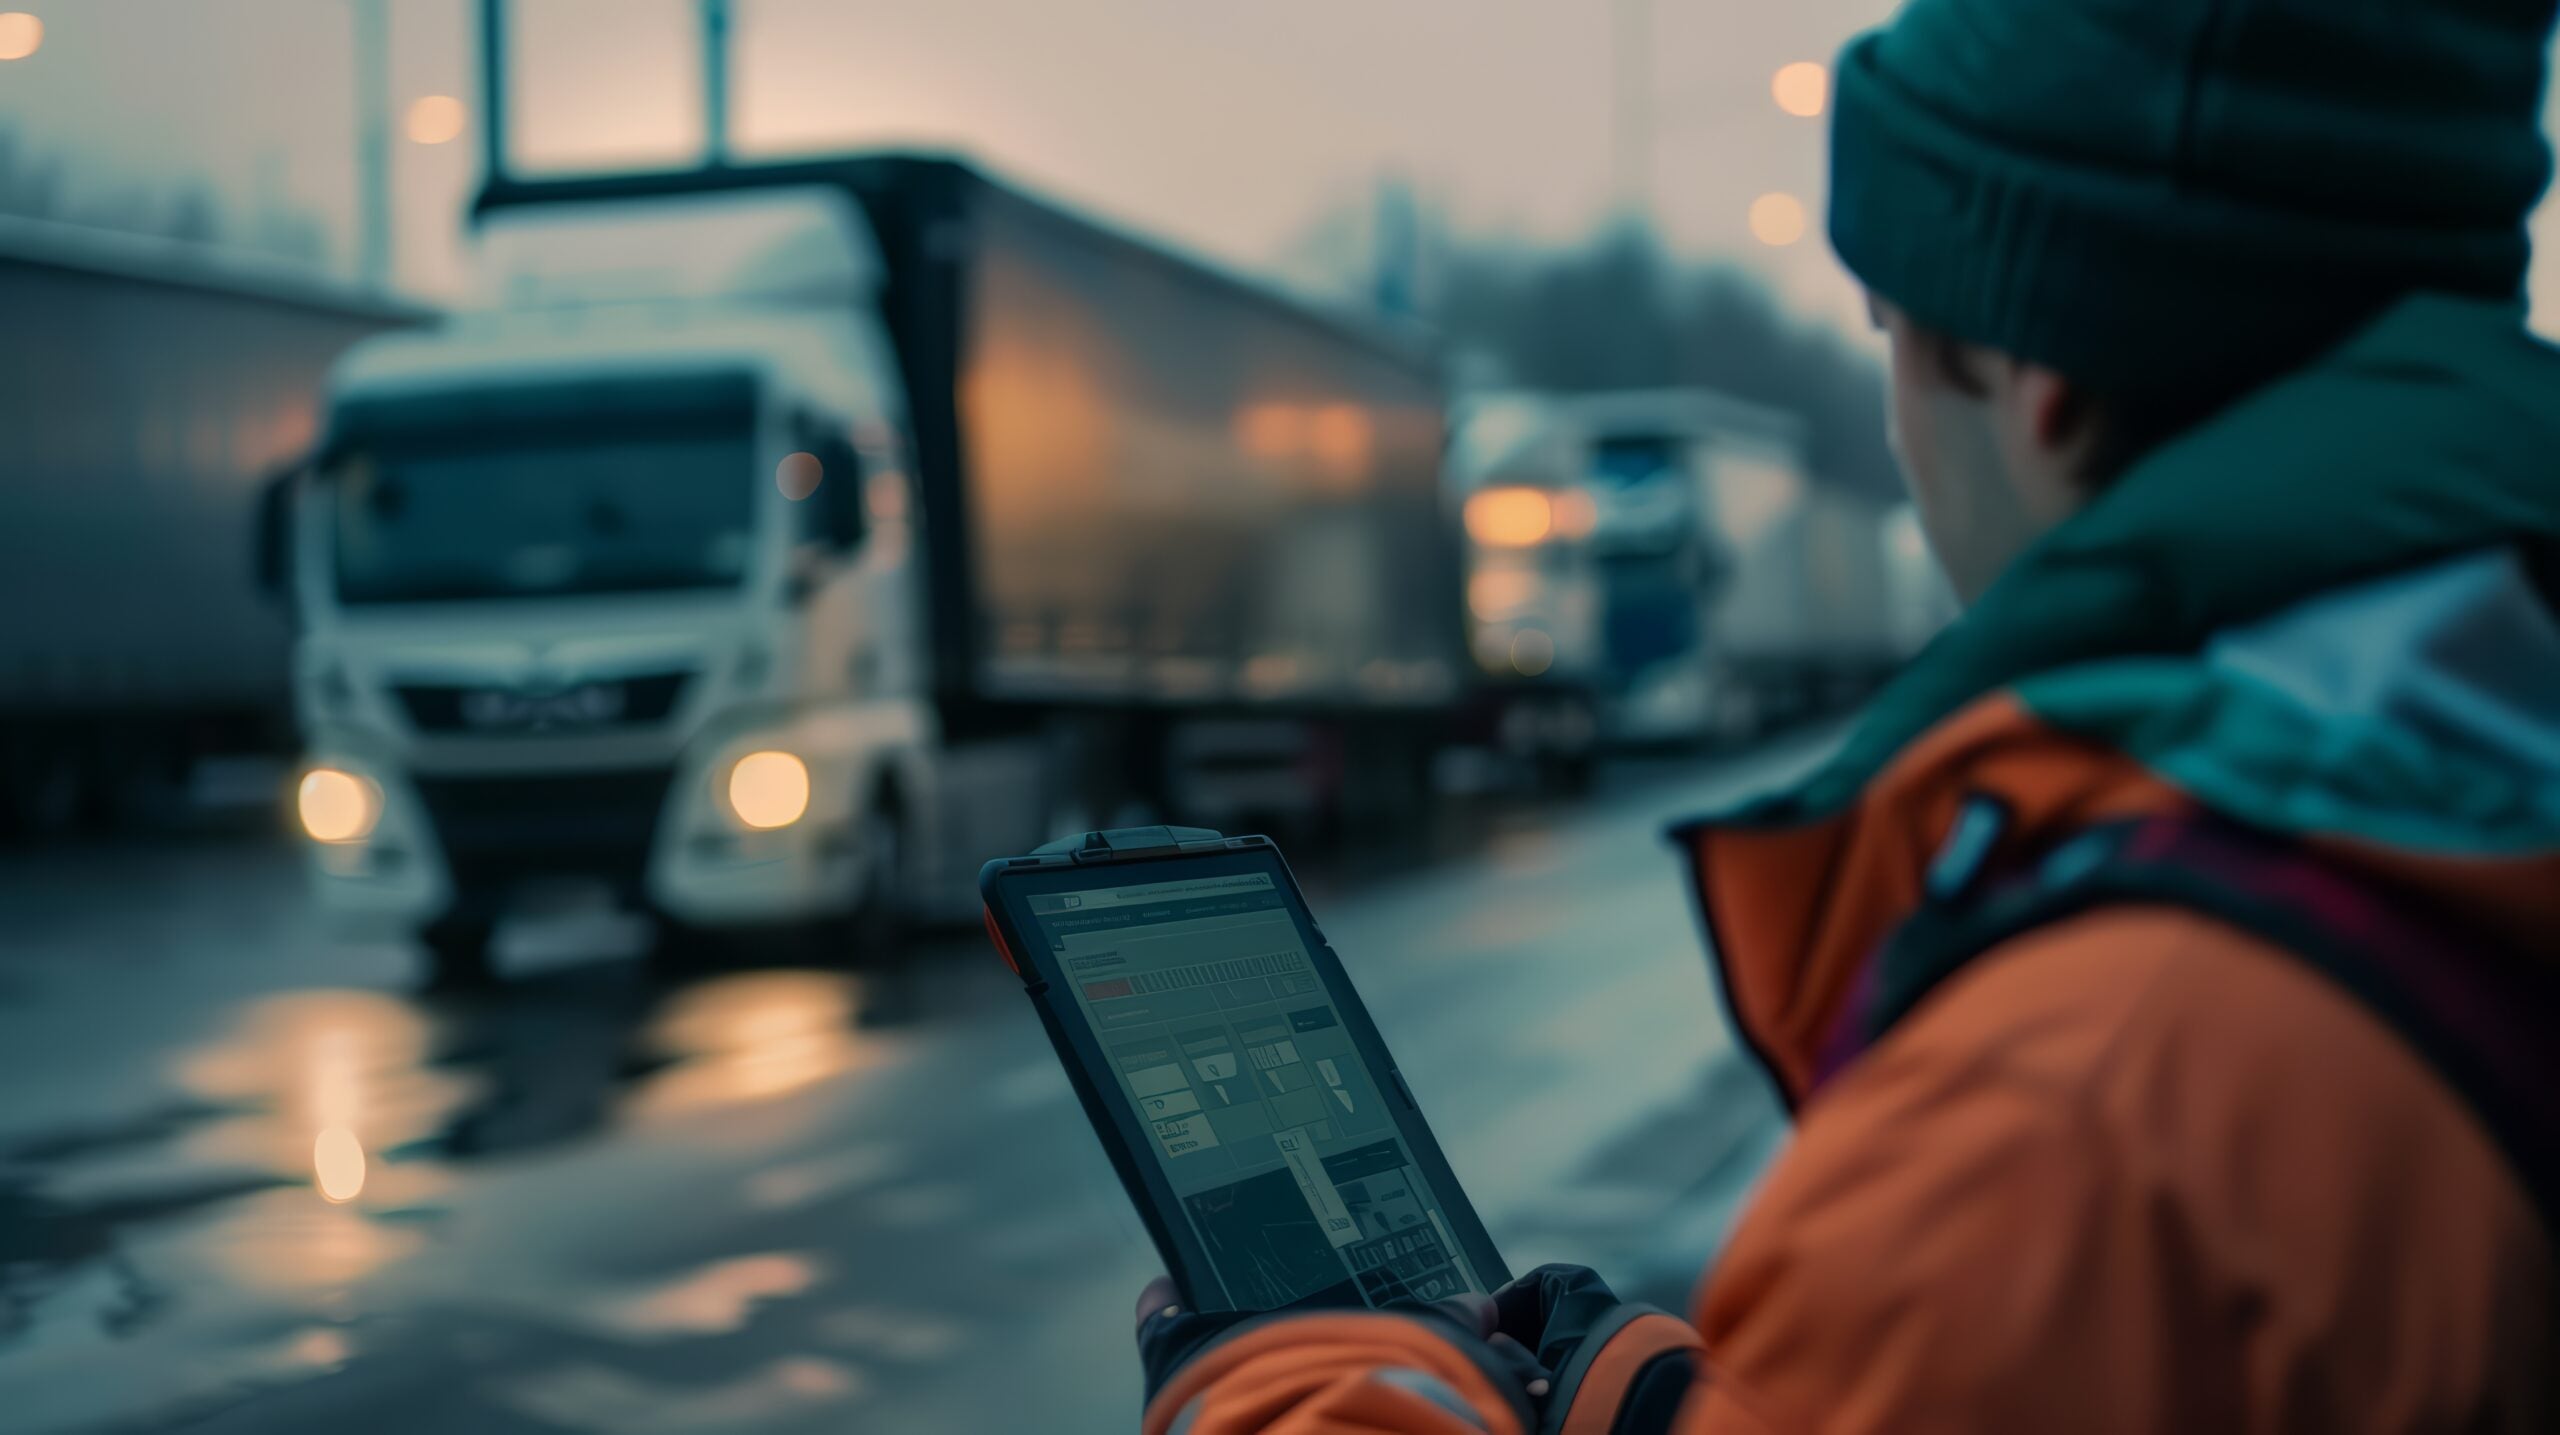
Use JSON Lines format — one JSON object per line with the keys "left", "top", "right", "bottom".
{"left": 1599, "top": 553, "right": 1698, "bottom": 674}
{"left": 394, "top": 672, "right": 691, "bottom": 734}
{"left": 412, "top": 767, "right": 675, "bottom": 895}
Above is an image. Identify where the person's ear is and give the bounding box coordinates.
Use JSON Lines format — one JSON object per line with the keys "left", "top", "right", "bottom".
{"left": 2014, "top": 363, "right": 2104, "bottom": 478}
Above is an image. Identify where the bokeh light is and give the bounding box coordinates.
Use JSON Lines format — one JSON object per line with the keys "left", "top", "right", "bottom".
{"left": 728, "top": 750, "right": 810, "bottom": 830}
{"left": 296, "top": 768, "right": 376, "bottom": 843}
{"left": 1468, "top": 568, "right": 1538, "bottom": 623}
{"left": 1464, "top": 487, "right": 1553, "bottom": 548}
{"left": 1308, "top": 403, "right": 1374, "bottom": 486}
{"left": 1510, "top": 629, "right": 1556, "bottom": 677}
{"left": 404, "top": 94, "right": 467, "bottom": 145}
{"left": 775, "top": 451, "right": 824, "bottom": 501}
{"left": 1749, "top": 192, "right": 1809, "bottom": 247}
{"left": 1771, "top": 61, "right": 1828, "bottom": 118}
{"left": 1235, "top": 401, "right": 1303, "bottom": 461}
{"left": 1549, "top": 489, "right": 1599, "bottom": 540}
{"left": 313, "top": 1126, "right": 366, "bottom": 1203}
{"left": 0, "top": 13, "right": 40, "bottom": 62}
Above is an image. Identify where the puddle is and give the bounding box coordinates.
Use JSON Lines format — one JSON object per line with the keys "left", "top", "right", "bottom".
{"left": 589, "top": 1251, "right": 823, "bottom": 1338}
{"left": 0, "top": 953, "right": 927, "bottom": 1373}
{"left": 500, "top": 1355, "right": 866, "bottom": 1435}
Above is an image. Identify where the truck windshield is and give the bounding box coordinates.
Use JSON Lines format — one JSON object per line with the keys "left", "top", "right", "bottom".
{"left": 1588, "top": 434, "right": 1684, "bottom": 487}
{"left": 329, "top": 432, "right": 755, "bottom": 604}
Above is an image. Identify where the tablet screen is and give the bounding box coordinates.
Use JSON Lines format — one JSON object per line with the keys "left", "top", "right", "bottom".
{"left": 1023, "top": 867, "right": 1484, "bottom": 1309}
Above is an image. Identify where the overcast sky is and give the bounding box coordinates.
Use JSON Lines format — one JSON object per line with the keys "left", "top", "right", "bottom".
{"left": 3, "top": 0, "right": 2556, "bottom": 339}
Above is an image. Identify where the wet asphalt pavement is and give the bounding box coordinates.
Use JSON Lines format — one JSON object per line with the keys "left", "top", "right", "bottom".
{"left": 0, "top": 739, "right": 1822, "bottom": 1434}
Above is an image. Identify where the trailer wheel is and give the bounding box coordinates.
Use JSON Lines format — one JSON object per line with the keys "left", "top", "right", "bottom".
{"left": 419, "top": 915, "right": 498, "bottom": 990}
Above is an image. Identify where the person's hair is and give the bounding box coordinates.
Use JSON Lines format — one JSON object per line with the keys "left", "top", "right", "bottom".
{"left": 2076, "top": 382, "right": 2248, "bottom": 489}
{"left": 1920, "top": 303, "right": 2383, "bottom": 492}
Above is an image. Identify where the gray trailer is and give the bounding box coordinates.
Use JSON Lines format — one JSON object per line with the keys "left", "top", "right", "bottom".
{"left": 290, "top": 155, "right": 1461, "bottom": 976}
{"left": 468, "top": 157, "right": 1462, "bottom": 730}
{"left": 0, "top": 217, "right": 423, "bottom": 832}
{"left": 1693, "top": 427, "right": 1948, "bottom": 729}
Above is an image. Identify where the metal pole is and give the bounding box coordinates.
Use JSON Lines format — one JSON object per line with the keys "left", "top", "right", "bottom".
{"left": 353, "top": 0, "right": 391, "bottom": 287}
{"left": 702, "top": 0, "right": 731, "bottom": 165}
{"left": 479, "top": 0, "right": 509, "bottom": 188}
{"left": 1611, "top": 0, "right": 1652, "bottom": 229}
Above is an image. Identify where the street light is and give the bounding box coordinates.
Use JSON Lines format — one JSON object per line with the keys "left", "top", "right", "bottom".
{"left": 1749, "top": 192, "right": 1809, "bottom": 247}
{"left": 1772, "top": 61, "right": 1828, "bottom": 119}
{"left": 405, "top": 94, "right": 467, "bottom": 145}
{"left": 0, "top": 12, "right": 42, "bottom": 61}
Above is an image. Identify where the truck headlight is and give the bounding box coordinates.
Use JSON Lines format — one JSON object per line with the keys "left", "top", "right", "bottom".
{"left": 727, "top": 750, "right": 810, "bottom": 830}
{"left": 298, "top": 767, "right": 379, "bottom": 843}
{"left": 1464, "top": 487, "right": 1553, "bottom": 548}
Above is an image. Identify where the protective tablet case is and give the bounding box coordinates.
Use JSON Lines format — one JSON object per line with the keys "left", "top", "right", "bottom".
{"left": 979, "top": 825, "right": 1509, "bottom": 1312}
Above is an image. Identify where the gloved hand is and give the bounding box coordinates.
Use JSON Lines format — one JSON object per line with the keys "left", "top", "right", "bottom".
{"left": 1486, "top": 1265, "right": 1702, "bottom": 1435}
{"left": 1132, "top": 1277, "right": 1261, "bottom": 1403}
{"left": 1489, "top": 1263, "right": 1638, "bottom": 1371}
{"left": 1132, "top": 1275, "right": 1557, "bottom": 1410}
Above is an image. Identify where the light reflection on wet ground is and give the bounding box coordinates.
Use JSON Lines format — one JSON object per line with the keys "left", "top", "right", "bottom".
{"left": 0, "top": 929, "right": 950, "bottom": 1432}
{"left": 0, "top": 741, "right": 1826, "bottom": 1433}
{"left": 631, "top": 972, "right": 879, "bottom": 1117}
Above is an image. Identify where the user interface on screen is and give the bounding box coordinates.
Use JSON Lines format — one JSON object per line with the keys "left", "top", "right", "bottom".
{"left": 1024, "top": 869, "right": 1483, "bottom": 1309}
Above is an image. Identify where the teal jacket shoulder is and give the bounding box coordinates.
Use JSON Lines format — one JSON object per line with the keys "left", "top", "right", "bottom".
{"left": 1722, "top": 295, "right": 2560, "bottom": 830}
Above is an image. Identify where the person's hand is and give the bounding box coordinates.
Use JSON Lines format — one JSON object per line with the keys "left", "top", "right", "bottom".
{"left": 1423, "top": 1289, "right": 1554, "bottom": 1401}
{"left": 1488, "top": 1264, "right": 1701, "bottom": 1432}
{"left": 1132, "top": 1276, "right": 1262, "bottom": 1402}
{"left": 1133, "top": 1275, "right": 1556, "bottom": 1407}
{"left": 1488, "top": 1263, "right": 1635, "bottom": 1371}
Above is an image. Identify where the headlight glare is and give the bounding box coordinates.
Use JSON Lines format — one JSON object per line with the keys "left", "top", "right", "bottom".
{"left": 298, "top": 767, "right": 379, "bottom": 843}
{"left": 727, "top": 750, "right": 810, "bottom": 830}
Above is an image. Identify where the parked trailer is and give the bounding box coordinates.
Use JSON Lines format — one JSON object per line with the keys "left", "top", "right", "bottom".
{"left": 1696, "top": 438, "right": 1951, "bottom": 731}
{"left": 0, "top": 217, "right": 424, "bottom": 833}
{"left": 286, "top": 155, "right": 1461, "bottom": 980}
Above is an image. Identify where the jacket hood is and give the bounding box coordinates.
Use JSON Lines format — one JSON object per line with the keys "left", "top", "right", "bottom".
{"left": 1679, "top": 295, "right": 2560, "bottom": 1106}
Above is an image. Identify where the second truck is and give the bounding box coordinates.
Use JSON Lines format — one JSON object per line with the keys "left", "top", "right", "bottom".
{"left": 279, "top": 155, "right": 1461, "bottom": 982}
{"left": 1447, "top": 387, "right": 1948, "bottom": 763}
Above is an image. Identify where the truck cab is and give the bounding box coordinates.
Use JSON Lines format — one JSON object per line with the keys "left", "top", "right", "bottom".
{"left": 1449, "top": 388, "right": 1834, "bottom": 755}
{"left": 287, "top": 188, "right": 934, "bottom": 981}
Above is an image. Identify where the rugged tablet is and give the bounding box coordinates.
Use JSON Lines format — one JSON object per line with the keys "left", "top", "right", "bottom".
{"left": 981, "top": 826, "right": 1507, "bottom": 1313}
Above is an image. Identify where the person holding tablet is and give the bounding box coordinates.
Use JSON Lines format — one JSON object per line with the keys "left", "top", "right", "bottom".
{"left": 1127, "top": 0, "right": 2560, "bottom": 1430}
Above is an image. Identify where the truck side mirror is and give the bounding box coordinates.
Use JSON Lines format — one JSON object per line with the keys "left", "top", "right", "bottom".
{"left": 253, "top": 465, "right": 299, "bottom": 604}
{"left": 813, "top": 438, "right": 867, "bottom": 550}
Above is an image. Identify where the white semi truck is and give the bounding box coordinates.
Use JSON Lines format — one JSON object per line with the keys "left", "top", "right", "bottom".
{"left": 281, "top": 156, "right": 1460, "bottom": 982}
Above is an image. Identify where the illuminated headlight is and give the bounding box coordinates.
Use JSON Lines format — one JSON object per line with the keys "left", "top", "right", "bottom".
{"left": 1464, "top": 487, "right": 1553, "bottom": 548}
{"left": 1465, "top": 486, "right": 1599, "bottom": 549}
{"left": 298, "top": 767, "right": 380, "bottom": 843}
{"left": 727, "top": 750, "right": 810, "bottom": 830}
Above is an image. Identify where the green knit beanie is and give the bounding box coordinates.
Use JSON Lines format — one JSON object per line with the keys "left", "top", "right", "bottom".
{"left": 1828, "top": 0, "right": 2560, "bottom": 395}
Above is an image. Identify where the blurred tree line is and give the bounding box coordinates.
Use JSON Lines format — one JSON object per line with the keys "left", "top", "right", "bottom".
{"left": 1283, "top": 183, "right": 1902, "bottom": 498}
{"left": 1425, "top": 227, "right": 1901, "bottom": 499}
{"left": 0, "top": 126, "right": 328, "bottom": 262}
